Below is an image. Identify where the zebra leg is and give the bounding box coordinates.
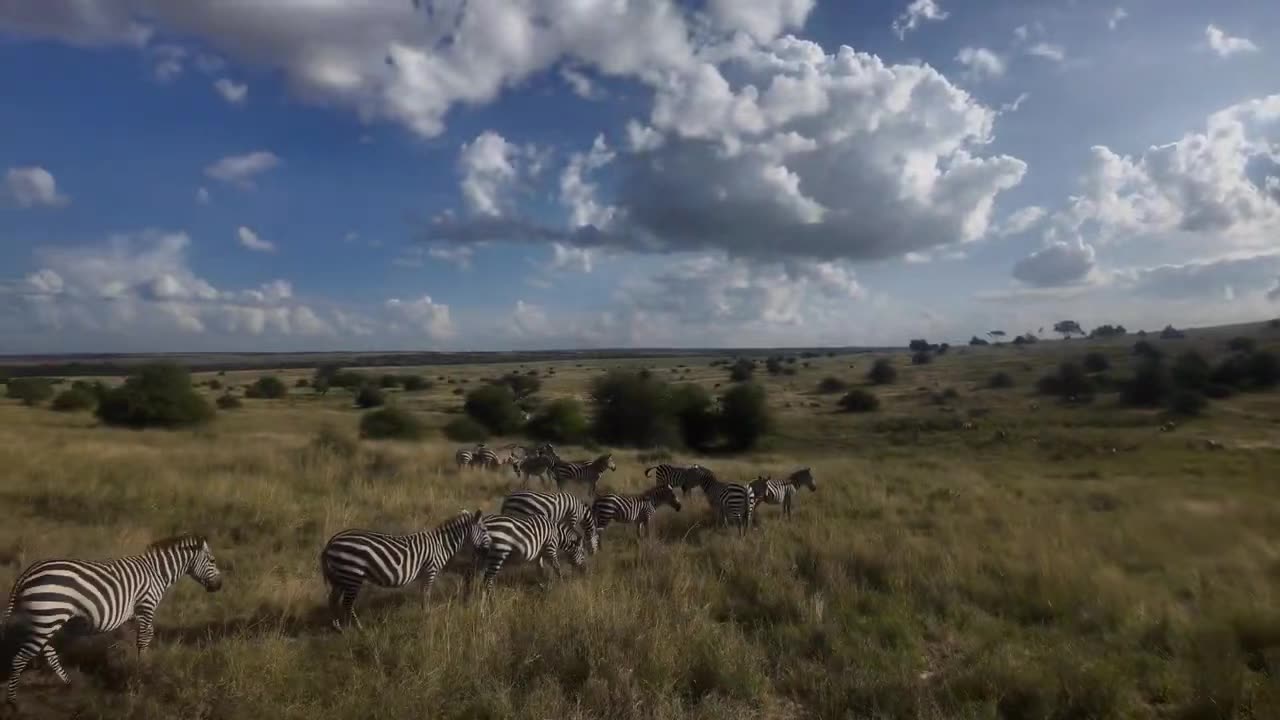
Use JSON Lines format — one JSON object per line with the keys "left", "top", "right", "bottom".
{"left": 481, "top": 552, "right": 509, "bottom": 598}
{"left": 783, "top": 494, "right": 792, "bottom": 519}
{"left": 419, "top": 567, "right": 440, "bottom": 609}
{"left": 327, "top": 586, "right": 345, "bottom": 631}
{"left": 538, "top": 544, "right": 562, "bottom": 586}
{"left": 6, "top": 645, "right": 38, "bottom": 707}
{"left": 135, "top": 603, "right": 157, "bottom": 657}
{"left": 340, "top": 588, "right": 362, "bottom": 630}
{"left": 41, "top": 645, "right": 70, "bottom": 684}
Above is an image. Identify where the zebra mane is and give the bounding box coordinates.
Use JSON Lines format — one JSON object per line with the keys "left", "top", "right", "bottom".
{"left": 146, "top": 533, "right": 207, "bottom": 552}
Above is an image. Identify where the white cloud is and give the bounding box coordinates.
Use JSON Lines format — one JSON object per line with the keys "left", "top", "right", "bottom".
{"left": 892, "top": 0, "right": 948, "bottom": 40}
{"left": 459, "top": 131, "right": 522, "bottom": 217}
{"left": 385, "top": 296, "right": 453, "bottom": 340}
{"left": 1108, "top": 8, "right": 1128, "bottom": 31}
{"left": 1012, "top": 237, "right": 1097, "bottom": 287}
{"left": 1026, "top": 43, "right": 1065, "bottom": 62}
{"left": 204, "top": 151, "right": 281, "bottom": 188}
{"left": 999, "top": 92, "right": 1030, "bottom": 113}
{"left": 427, "top": 245, "right": 473, "bottom": 270}
{"left": 0, "top": 1, "right": 150, "bottom": 47}
{"left": 213, "top": 78, "right": 248, "bottom": 105}
{"left": 548, "top": 243, "right": 593, "bottom": 273}
{"left": 705, "top": 0, "right": 814, "bottom": 43}
{"left": 559, "top": 134, "right": 616, "bottom": 230}
{"left": 1205, "top": 24, "right": 1259, "bottom": 58}
{"left": 149, "top": 44, "right": 186, "bottom": 83}
{"left": 237, "top": 226, "right": 276, "bottom": 253}
{"left": 509, "top": 299, "right": 552, "bottom": 338}
{"left": 3, "top": 166, "right": 69, "bottom": 208}
{"left": 195, "top": 186, "right": 210, "bottom": 205}
{"left": 559, "top": 66, "right": 600, "bottom": 99}
{"left": 955, "top": 47, "right": 1005, "bottom": 80}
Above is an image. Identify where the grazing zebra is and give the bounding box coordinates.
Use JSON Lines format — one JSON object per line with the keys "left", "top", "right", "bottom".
{"left": 591, "top": 484, "right": 682, "bottom": 543}
{"left": 470, "top": 445, "right": 499, "bottom": 470}
{"left": 531, "top": 442, "right": 559, "bottom": 461}
{"left": 511, "top": 452, "right": 556, "bottom": 486}
{"left": 749, "top": 467, "right": 817, "bottom": 523}
{"left": 3, "top": 534, "right": 222, "bottom": 706}
{"left": 467, "top": 514, "right": 586, "bottom": 596}
{"left": 692, "top": 471, "right": 755, "bottom": 535}
{"left": 455, "top": 448, "right": 474, "bottom": 469}
{"left": 500, "top": 490, "right": 599, "bottom": 555}
{"left": 645, "top": 463, "right": 715, "bottom": 497}
{"left": 319, "top": 510, "right": 486, "bottom": 631}
{"left": 551, "top": 453, "right": 616, "bottom": 495}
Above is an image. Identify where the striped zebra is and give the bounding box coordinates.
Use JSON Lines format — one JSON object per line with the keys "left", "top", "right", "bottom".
{"left": 645, "top": 463, "right": 714, "bottom": 497}
{"left": 510, "top": 453, "right": 556, "bottom": 486}
{"left": 455, "top": 448, "right": 474, "bottom": 469}
{"left": 319, "top": 510, "right": 485, "bottom": 631}
{"left": 591, "top": 484, "right": 682, "bottom": 543}
{"left": 551, "top": 453, "right": 616, "bottom": 495}
{"left": 749, "top": 468, "right": 817, "bottom": 522}
{"left": 470, "top": 445, "right": 499, "bottom": 470}
{"left": 500, "top": 490, "right": 600, "bottom": 555}
{"left": 692, "top": 470, "right": 755, "bottom": 535}
{"left": 3, "top": 534, "right": 222, "bottom": 706}
{"left": 466, "top": 513, "right": 586, "bottom": 597}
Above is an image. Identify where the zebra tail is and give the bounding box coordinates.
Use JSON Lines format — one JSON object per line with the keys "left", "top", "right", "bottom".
{"left": 643, "top": 466, "right": 656, "bottom": 477}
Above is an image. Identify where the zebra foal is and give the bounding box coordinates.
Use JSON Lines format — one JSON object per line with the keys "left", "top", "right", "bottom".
{"left": 3, "top": 534, "right": 223, "bottom": 706}
{"left": 645, "top": 463, "right": 714, "bottom": 497}
{"left": 686, "top": 470, "right": 755, "bottom": 535}
{"left": 467, "top": 514, "right": 587, "bottom": 597}
{"left": 749, "top": 467, "right": 817, "bottom": 522}
{"left": 320, "top": 510, "right": 485, "bottom": 630}
{"left": 591, "top": 484, "right": 682, "bottom": 543}
{"left": 500, "top": 490, "right": 600, "bottom": 555}
{"left": 552, "top": 453, "right": 616, "bottom": 495}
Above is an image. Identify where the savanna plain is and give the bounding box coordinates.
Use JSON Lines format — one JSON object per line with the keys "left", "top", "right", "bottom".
{"left": 2, "top": 326, "right": 1279, "bottom": 720}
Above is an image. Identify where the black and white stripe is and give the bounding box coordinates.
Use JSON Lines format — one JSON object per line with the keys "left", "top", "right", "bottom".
{"left": 470, "top": 445, "right": 499, "bottom": 470}
{"left": 468, "top": 514, "right": 586, "bottom": 596}
{"left": 645, "top": 463, "right": 715, "bottom": 497}
{"left": 500, "top": 490, "right": 599, "bottom": 555}
{"left": 591, "top": 484, "right": 682, "bottom": 543}
{"left": 511, "top": 453, "right": 556, "bottom": 486}
{"left": 319, "top": 510, "right": 485, "bottom": 630}
{"left": 3, "top": 535, "right": 222, "bottom": 706}
{"left": 551, "top": 453, "right": 616, "bottom": 495}
{"left": 455, "top": 448, "right": 474, "bottom": 469}
{"left": 693, "top": 471, "right": 755, "bottom": 534}
{"left": 749, "top": 468, "right": 817, "bottom": 521}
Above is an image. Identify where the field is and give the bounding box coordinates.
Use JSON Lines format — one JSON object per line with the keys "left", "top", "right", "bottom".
{"left": 2, "top": 327, "right": 1280, "bottom": 719}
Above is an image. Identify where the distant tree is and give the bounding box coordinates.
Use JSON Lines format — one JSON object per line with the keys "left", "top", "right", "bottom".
{"left": 464, "top": 384, "right": 523, "bottom": 434}
{"left": 1089, "top": 324, "right": 1127, "bottom": 338}
{"left": 1121, "top": 359, "right": 1171, "bottom": 407}
{"left": 1037, "top": 362, "right": 1094, "bottom": 398}
{"left": 1133, "top": 340, "right": 1162, "bottom": 361}
{"left": 728, "top": 358, "right": 755, "bottom": 383}
{"left": 51, "top": 388, "right": 96, "bottom": 412}
{"left": 493, "top": 373, "right": 541, "bottom": 399}
{"left": 987, "top": 331, "right": 1007, "bottom": 341}
{"left": 525, "top": 399, "right": 588, "bottom": 444}
{"left": 216, "top": 393, "right": 242, "bottom": 410}
{"left": 246, "top": 376, "right": 288, "bottom": 399}
{"left": 379, "top": 374, "right": 402, "bottom": 389}
{"left": 765, "top": 356, "right": 784, "bottom": 375}
{"left": 1171, "top": 351, "right": 1211, "bottom": 391}
{"left": 908, "top": 339, "right": 931, "bottom": 352}
{"left": 987, "top": 371, "right": 1015, "bottom": 389}
{"left": 838, "top": 389, "right": 880, "bottom": 413}
{"left": 1083, "top": 352, "right": 1110, "bottom": 373}
{"left": 401, "top": 375, "right": 431, "bottom": 392}
{"left": 1159, "top": 325, "right": 1186, "bottom": 340}
{"left": 1013, "top": 334, "right": 1038, "bottom": 346}
{"left": 718, "top": 383, "right": 771, "bottom": 451}
{"left": 670, "top": 383, "right": 717, "bottom": 450}
{"left": 868, "top": 358, "right": 897, "bottom": 385}
{"left": 6, "top": 378, "right": 54, "bottom": 407}
{"left": 360, "top": 406, "right": 426, "bottom": 441}
{"left": 1053, "top": 320, "right": 1084, "bottom": 339}
{"left": 816, "top": 377, "right": 848, "bottom": 394}
{"left": 96, "top": 364, "right": 213, "bottom": 429}
{"left": 355, "top": 385, "right": 386, "bottom": 409}
{"left": 969, "top": 336, "right": 990, "bottom": 346}
{"left": 911, "top": 351, "right": 933, "bottom": 365}
{"left": 1227, "top": 337, "right": 1257, "bottom": 354}
{"left": 937, "top": 343, "right": 950, "bottom": 355}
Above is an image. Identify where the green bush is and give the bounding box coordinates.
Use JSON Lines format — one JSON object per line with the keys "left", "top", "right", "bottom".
{"left": 50, "top": 388, "right": 96, "bottom": 412}
{"left": 838, "top": 389, "right": 880, "bottom": 413}
{"left": 443, "top": 416, "right": 489, "bottom": 443}
{"left": 1038, "top": 362, "right": 1094, "bottom": 397}
{"left": 359, "top": 406, "right": 425, "bottom": 441}
{"left": 1121, "top": 359, "right": 1170, "bottom": 407}
{"left": 216, "top": 394, "right": 242, "bottom": 410}
{"left": 379, "top": 374, "right": 402, "bottom": 389}
{"left": 590, "top": 370, "right": 677, "bottom": 448}
{"left": 246, "top": 376, "right": 288, "bottom": 399}
{"left": 987, "top": 371, "right": 1015, "bottom": 389}
{"left": 401, "top": 375, "right": 431, "bottom": 392}
{"left": 526, "top": 399, "right": 588, "bottom": 443}
{"left": 295, "top": 378, "right": 310, "bottom": 388}
{"left": 329, "top": 370, "right": 368, "bottom": 389}
{"left": 1083, "top": 352, "right": 1110, "bottom": 373}
{"left": 816, "top": 377, "right": 848, "bottom": 394}
{"left": 911, "top": 351, "right": 933, "bottom": 365}
{"left": 1202, "top": 383, "right": 1235, "bottom": 399}
{"left": 1169, "top": 390, "right": 1207, "bottom": 417}
{"left": 868, "top": 358, "right": 897, "bottom": 385}
{"left": 1171, "top": 351, "right": 1211, "bottom": 390}
{"left": 670, "top": 383, "right": 717, "bottom": 450}
{"left": 6, "top": 378, "right": 54, "bottom": 406}
{"left": 728, "top": 358, "right": 755, "bottom": 383}
{"left": 1133, "top": 340, "right": 1162, "bottom": 361}
{"left": 96, "top": 363, "right": 214, "bottom": 429}
{"left": 207, "top": 379, "right": 223, "bottom": 390}
{"left": 1247, "top": 350, "right": 1280, "bottom": 388}
{"left": 463, "top": 384, "right": 523, "bottom": 435}
{"left": 493, "top": 373, "right": 541, "bottom": 399}
{"left": 355, "top": 385, "right": 386, "bottom": 409}
{"left": 718, "top": 383, "right": 771, "bottom": 451}
{"left": 1227, "top": 336, "right": 1257, "bottom": 354}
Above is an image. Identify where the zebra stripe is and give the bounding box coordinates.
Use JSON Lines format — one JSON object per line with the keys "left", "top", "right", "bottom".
{"left": 551, "top": 453, "right": 616, "bottom": 495}
{"left": 319, "top": 510, "right": 485, "bottom": 631}
{"left": 470, "top": 446, "right": 499, "bottom": 470}
{"left": 591, "top": 485, "right": 682, "bottom": 543}
{"left": 645, "top": 463, "right": 715, "bottom": 497}
{"left": 694, "top": 471, "right": 755, "bottom": 535}
{"left": 3, "top": 535, "right": 222, "bottom": 706}
{"left": 749, "top": 468, "right": 817, "bottom": 521}
{"left": 500, "top": 490, "right": 599, "bottom": 555}
{"left": 511, "top": 453, "right": 555, "bottom": 486}
{"left": 455, "top": 449, "right": 474, "bottom": 469}
{"left": 468, "top": 514, "right": 586, "bottom": 596}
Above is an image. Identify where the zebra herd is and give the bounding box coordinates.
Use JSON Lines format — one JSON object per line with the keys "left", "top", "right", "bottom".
{"left": 0, "top": 444, "right": 816, "bottom": 708}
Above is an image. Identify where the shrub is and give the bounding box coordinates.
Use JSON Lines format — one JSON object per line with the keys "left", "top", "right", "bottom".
{"left": 216, "top": 393, "right": 242, "bottom": 410}
{"left": 493, "top": 373, "right": 540, "bottom": 399}
{"left": 464, "top": 384, "right": 523, "bottom": 435}
{"left": 1133, "top": 340, "right": 1162, "bottom": 361}
{"left": 51, "top": 388, "right": 96, "bottom": 412}
{"left": 359, "top": 406, "right": 425, "bottom": 441}
{"left": 1038, "top": 362, "right": 1094, "bottom": 397}
{"left": 1203, "top": 383, "right": 1235, "bottom": 399}
{"left": 816, "top": 377, "right": 848, "bottom": 394}
{"left": 451, "top": 387, "right": 464, "bottom": 396}
{"left": 670, "top": 383, "right": 717, "bottom": 450}
{"left": 208, "top": 379, "right": 222, "bottom": 390}
{"left": 718, "top": 383, "right": 771, "bottom": 451}
{"left": 443, "top": 416, "right": 489, "bottom": 443}
{"left": 526, "top": 399, "right": 588, "bottom": 444}
{"left": 1169, "top": 390, "right": 1207, "bottom": 417}
{"left": 1247, "top": 350, "right": 1280, "bottom": 388}
{"left": 6, "top": 378, "right": 54, "bottom": 406}
{"left": 379, "top": 374, "right": 402, "bottom": 389}
{"left": 838, "top": 389, "right": 880, "bottom": 413}
{"left": 1171, "top": 351, "right": 1212, "bottom": 390}
{"left": 295, "top": 378, "right": 310, "bottom": 388}
{"left": 728, "top": 358, "right": 755, "bottom": 383}
{"left": 765, "top": 356, "right": 784, "bottom": 375}
{"left": 590, "top": 370, "right": 676, "bottom": 448}
{"left": 969, "top": 336, "right": 990, "bottom": 346}
{"left": 908, "top": 339, "right": 931, "bottom": 352}
{"left": 246, "top": 376, "right": 288, "bottom": 399}
{"left": 868, "top": 358, "right": 897, "bottom": 385}
{"left": 401, "top": 375, "right": 431, "bottom": 392}
{"left": 1083, "top": 352, "right": 1110, "bottom": 373}
{"left": 911, "top": 351, "right": 933, "bottom": 365}
{"left": 1121, "top": 359, "right": 1171, "bottom": 407}
{"left": 96, "top": 363, "right": 214, "bottom": 429}
{"left": 1227, "top": 336, "right": 1257, "bottom": 354}
{"left": 987, "top": 372, "right": 1015, "bottom": 389}
{"left": 355, "top": 385, "right": 386, "bottom": 409}
{"left": 329, "top": 370, "right": 368, "bottom": 390}
{"left": 309, "top": 424, "right": 359, "bottom": 458}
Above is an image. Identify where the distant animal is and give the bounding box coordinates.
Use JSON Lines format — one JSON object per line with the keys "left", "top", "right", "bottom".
{"left": 749, "top": 467, "right": 817, "bottom": 522}
{"left": 455, "top": 448, "right": 474, "bottom": 469}
{"left": 691, "top": 470, "right": 755, "bottom": 534}
{"left": 320, "top": 510, "right": 485, "bottom": 631}
{"left": 499, "top": 490, "right": 599, "bottom": 555}
{"left": 552, "top": 453, "right": 616, "bottom": 495}
{"left": 466, "top": 514, "right": 587, "bottom": 597}
{"left": 470, "top": 445, "right": 499, "bottom": 470}
{"left": 511, "top": 453, "right": 556, "bottom": 486}
{"left": 647, "top": 463, "right": 715, "bottom": 497}
{"left": 591, "top": 484, "right": 682, "bottom": 543}
{"left": 3, "top": 534, "right": 223, "bottom": 706}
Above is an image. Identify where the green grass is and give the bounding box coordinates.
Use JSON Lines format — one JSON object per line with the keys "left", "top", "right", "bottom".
{"left": 2, "top": 325, "right": 1280, "bottom": 718}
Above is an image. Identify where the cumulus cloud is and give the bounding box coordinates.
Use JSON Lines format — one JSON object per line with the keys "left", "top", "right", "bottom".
{"left": 1120, "top": 253, "right": 1280, "bottom": 299}
{"left": 1026, "top": 43, "right": 1066, "bottom": 62}
{"left": 204, "top": 151, "right": 281, "bottom": 188}
{"left": 237, "top": 226, "right": 276, "bottom": 253}
{"left": 1205, "top": 25, "right": 1259, "bottom": 58}
{"left": 559, "top": 66, "right": 600, "bottom": 99}
{"left": 1012, "top": 237, "right": 1097, "bottom": 287}
{"left": 705, "top": 0, "right": 814, "bottom": 42}
{"left": 385, "top": 296, "right": 453, "bottom": 340}
{"left": 955, "top": 47, "right": 1005, "bottom": 80}
{"left": 4, "top": 166, "right": 69, "bottom": 208}
{"left": 1108, "top": 8, "right": 1128, "bottom": 31}
{"left": 458, "top": 131, "right": 536, "bottom": 217}
{"left": 427, "top": 245, "right": 473, "bottom": 270}
{"left": 0, "top": 0, "right": 151, "bottom": 47}
{"left": 509, "top": 299, "right": 552, "bottom": 338}
{"left": 892, "top": 0, "right": 948, "bottom": 40}
{"left": 149, "top": 43, "right": 186, "bottom": 83}
{"left": 213, "top": 78, "right": 248, "bottom": 104}
{"left": 548, "top": 243, "right": 594, "bottom": 273}
{"left": 997, "top": 206, "right": 1048, "bottom": 236}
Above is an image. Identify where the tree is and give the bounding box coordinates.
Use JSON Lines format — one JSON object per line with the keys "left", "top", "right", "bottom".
{"left": 765, "top": 356, "right": 784, "bottom": 375}
{"left": 464, "top": 384, "right": 523, "bottom": 435}
{"left": 670, "top": 384, "right": 717, "bottom": 450}
{"left": 987, "top": 331, "right": 1007, "bottom": 342}
{"left": 911, "top": 351, "right": 933, "bottom": 365}
{"left": 728, "top": 358, "right": 755, "bottom": 383}
{"left": 379, "top": 374, "right": 403, "bottom": 389}
{"left": 1089, "top": 324, "right": 1127, "bottom": 338}
{"left": 1037, "top": 362, "right": 1094, "bottom": 397}
{"left": 908, "top": 339, "right": 931, "bottom": 352}
{"left": 718, "top": 383, "right": 771, "bottom": 451}
{"left": 1160, "top": 325, "right": 1186, "bottom": 340}
{"left": 401, "top": 375, "right": 432, "bottom": 392}
{"left": 1133, "top": 340, "right": 1162, "bottom": 361}
{"left": 1083, "top": 352, "right": 1110, "bottom": 373}
{"left": 1171, "top": 351, "right": 1211, "bottom": 390}
{"left": 1013, "top": 334, "right": 1038, "bottom": 345}
{"left": 987, "top": 372, "right": 1015, "bottom": 389}
{"left": 1227, "top": 337, "right": 1257, "bottom": 354}
{"left": 838, "top": 389, "right": 880, "bottom": 413}
{"left": 868, "top": 358, "right": 897, "bottom": 385}
{"left": 96, "top": 363, "right": 214, "bottom": 429}
{"left": 969, "top": 336, "right": 990, "bottom": 346}
{"left": 443, "top": 416, "right": 489, "bottom": 442}
{"left": 525, "top": 399, "right": 588, "bottom": 444}
{"left": 493, "top": 373, "right": 541, "bottom": 399}
{"left": 355, "top": 385, "right": 386, "bottom": 409}
{"left": 1053, "top": 320, "right": 1084, "bottom": 339}
{"left": 937, "top": 343, "right": 950, "bottom": 355}
{"left": 360, "top": 406, "right": 426, "bottom": 441}
{"left": 6, "top": 378, "right": 54, "bottom": 407}
{"left": 51, "top": 388, "right": 96, "bottom": 412}
{"left": 590, "top": 370, "right": 676, "bottom": 448}
{"left": 816, "top": 377, "right": 848, "bottom": 394}
{"left": 1121, "top": 359, "right": 1171, "bottom": 407}
{"left": 246, "top": 376, "right": 288, "bottom": 399}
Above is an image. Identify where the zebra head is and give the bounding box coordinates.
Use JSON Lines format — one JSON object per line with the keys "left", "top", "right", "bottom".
{"left": 683, "top": 465, "right": 714, "bottom": 495}
{"left": 557, "top": 525, "right": 587, "bottom": 569}
{"left": 188, "top": 538, "right": 223, "bottom": 592}
{"left": 458, "top": 509, "right": 489, "bottom": 550}
{"left": 652, "top": 484, "right": 681, "bottom": 512}
{"left": 594, "top": 453, "right": 616, "bottom": 473}
{"left": 750, "top": 475, "right": 771, "bottom": 499}
{"left": 792, "top": 467, "right": 817, "bottom": 492}
{"left": 578, "top": 502, "right": 601, "bottom": 555}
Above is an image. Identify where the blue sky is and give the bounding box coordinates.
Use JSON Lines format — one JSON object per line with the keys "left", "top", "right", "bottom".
{"left": 1, "top": 0, "right": 1278, "bottom": 352}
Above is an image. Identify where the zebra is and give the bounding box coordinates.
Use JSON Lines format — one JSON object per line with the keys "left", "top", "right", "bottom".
{"left": 551, "top": 453, "right": 616, "bottom": 495}
{"left": 692, "top": 470, "right": 755, "bottom": 535}
{"left": 455, "top": 448, "right": 474, "bottom": 470}
{"left": 499, "top": 490, "right": 600, "bottom": 555}
{"left": 466, "top": 513, "right": 587, "bottom": 597}
{"left": 470, "top": 445, "right": 499, "bottom": 470}
{"left": 319, "top": 509, "right": 485, "bottom": 631}
{"left": 530, "top": 442, "right": 559, "bottom": 461}
{"left": 511, "top": 453, "right": 556, "bottom": 486}
{"left": 645, "top": 463, "right": 715, "bottom": 497}
{"left": 749, "top": 467, "right": 817, "bottom": 523}
{"left": 3, "top": 534, "right": 222, "bottom": 706}
{"left": 591, "top": 484, "right": 682, "bottom": 543}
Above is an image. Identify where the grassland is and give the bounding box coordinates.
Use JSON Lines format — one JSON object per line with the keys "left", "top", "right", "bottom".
{"left": 2, "top": 327, "right": 1280, "bottom": 719}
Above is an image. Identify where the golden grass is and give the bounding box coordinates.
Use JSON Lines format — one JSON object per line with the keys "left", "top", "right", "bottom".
{"left": 3, "top": 336, "right": 1280, "bottom": 718}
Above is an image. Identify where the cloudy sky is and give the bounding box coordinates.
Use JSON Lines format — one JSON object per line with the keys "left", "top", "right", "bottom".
{"left": 2, "top": 0, "right": 1278, "bottom": 353}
